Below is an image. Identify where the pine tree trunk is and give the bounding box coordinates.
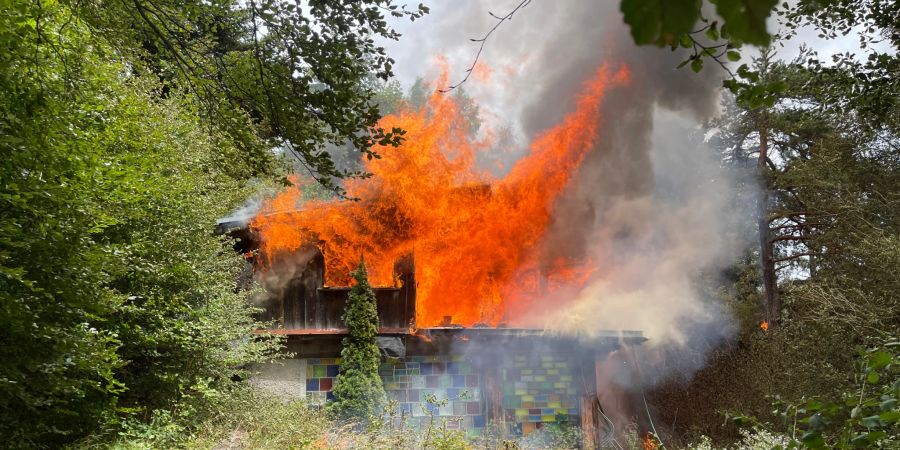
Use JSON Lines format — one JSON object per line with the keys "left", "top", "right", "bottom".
{"left": 757, "top": 123, "right": 780, "bottom": 327}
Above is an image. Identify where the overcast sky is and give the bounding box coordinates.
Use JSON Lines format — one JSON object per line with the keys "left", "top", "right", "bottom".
{"left": 380, "top": 1, "right": 891, "bottom": 100}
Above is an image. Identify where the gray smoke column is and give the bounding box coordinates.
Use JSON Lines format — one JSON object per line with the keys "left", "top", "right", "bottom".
{"left": 386, "top": 0, "right": 746, "bottom": 399}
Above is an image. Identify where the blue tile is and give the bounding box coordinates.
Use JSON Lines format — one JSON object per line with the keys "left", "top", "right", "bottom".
{"left": 326, "top": 391, "right": 335, "bottom": 401}
{"left": 452, "top": 374, "right": 466, "bottom": 387}
{"left": 420, "top": 363, "right": 433, "bottom": 375}
{"left": 447, "top": 388, "right": 459, "bottom": 399}
{"left": 473, "top": 415, "right": 485, "bottom": 428}
{"left": 448, "top": 362, "right": 460, "bottom": 374}
{"left": 326, "top": 365, "right": 339, "bottom": 377}
{"left": 306, "top": 378, "right": 319, "bottom": 391}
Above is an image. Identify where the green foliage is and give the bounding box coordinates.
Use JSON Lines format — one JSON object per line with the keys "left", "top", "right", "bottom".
{"left": 67, "top": 0, "right": 428, "bottom": 196}
{"left": 729, "top": 339, "right": 900, "bottom": 448}
{"left": 620, "top": 0, "right": 775, "bottom": 47}
{"left": 0, "top": 0, "right": 280, "bottom": 445}
{"left": 328, "top": 260, "right": 386, "bottom": 420}
{"left": 418, "top": 392, "right": 470, "bottom": 450}
{"left": 710, "top": 0, "right": 778, "bottom": 46}
{"left": 620, "top": 0, "right": 701, "bottom": 45}
{"left": 654, "top": 31, "right": 898, "bottom": 442}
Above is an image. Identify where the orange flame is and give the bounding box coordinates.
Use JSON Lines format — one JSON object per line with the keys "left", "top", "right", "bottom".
{"left": 643, "top": 434, "right": 659, "bottom": 450}
{"left": 760, "top": 320, "right": 769, "bottom": 332}
{"left": 251, "top": 63, "right": 631, "bottom": 327}
{"left": 472, "top": 63, "right": 492, "bottom": 84}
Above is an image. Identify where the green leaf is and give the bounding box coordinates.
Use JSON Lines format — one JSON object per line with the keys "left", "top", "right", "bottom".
{"left": 709, "top": 0, "right": 777, "bottom": 45}
{"left": 705, "top": 22, "right": 720, "bottom": 41}
{"left": 850, "top": 433, "right": 871, "bottom": 447}
{"left": 868, "top": 351, "right": 892, "bottom": 370}
{"left": 722, "top": 78, "right": 740, "bottom": 92}
{"left": 768, "top": 80, "right": 789, "bottom": 93}
{"left": 880, "top": 411, "right": 900, "bottom": 423}
{"left": 800, "top": 431, "right": 826, "bottom": 449}
{"left": 726, "top": 50, "right": 741, "bottom": 61}
{"left": 860, "top": 415, "right": 882, "bottom": 428}
{"left": 621, "top": 0, "right": 702, "bottom": 45}
{"left": 866, "top": 371, "right": 879, "bottom": 384}
{"left": 691, "top": 58, "right": 704, "bottom": 72}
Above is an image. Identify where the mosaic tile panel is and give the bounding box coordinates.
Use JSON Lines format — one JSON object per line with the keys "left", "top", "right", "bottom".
{"left": 501, "top": 353, "right": 579, "bottom": 427}
{"left": 304, "top": 358, "right": 341, "bottom": 405}
{"left": 380, "top": 355, "right": 484, "bottom": 437}
{"left": 303, "top": 355, "right": 485, "bottom": 437}
{"left": 303, "top": 352, "right": 580, "bottom": 438}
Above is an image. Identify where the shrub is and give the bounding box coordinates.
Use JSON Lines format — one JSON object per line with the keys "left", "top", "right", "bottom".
{"left": 328, "top": 260, "right": 387, "bottom": 420}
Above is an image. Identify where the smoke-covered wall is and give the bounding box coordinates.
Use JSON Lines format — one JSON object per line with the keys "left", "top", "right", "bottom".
{"left": 383, "top": 0, "right": 749, "bottom": 426}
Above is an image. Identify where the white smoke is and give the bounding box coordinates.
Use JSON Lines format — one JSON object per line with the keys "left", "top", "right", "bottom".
{"left": 383, "top": 1, "right": 749, "bottom": 392}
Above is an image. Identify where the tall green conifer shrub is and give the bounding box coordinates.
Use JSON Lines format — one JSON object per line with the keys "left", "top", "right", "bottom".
{"left": 327, "top": 260, "right": 386, "bottom": 420}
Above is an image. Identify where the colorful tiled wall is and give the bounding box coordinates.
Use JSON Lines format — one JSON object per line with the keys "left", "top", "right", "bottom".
{"left": 501, "top": 353, "right": 580, "bottom": 436}
{"left": 304, "top": 356, "right": 486, "bottom": 437}
{"left": 302, "top": 353, "right": 581, "bottom": 438}
{"left": 381, "top": 356, "right": 485, "bottom": 437}
{"left": 304, "top": 358, "right": 341, "bottom": 405}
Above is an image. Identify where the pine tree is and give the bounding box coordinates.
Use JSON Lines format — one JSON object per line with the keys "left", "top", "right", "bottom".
{"left": 327, "top": 259, "right": 386, "bottom": 420}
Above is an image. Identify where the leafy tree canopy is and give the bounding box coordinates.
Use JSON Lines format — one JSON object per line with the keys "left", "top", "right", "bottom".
{"left": 68, "top": 0, "right": 429, "bottom": 196}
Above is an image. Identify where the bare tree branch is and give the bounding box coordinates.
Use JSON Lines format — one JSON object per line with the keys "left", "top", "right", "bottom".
{"left": 439, "top": 0, "right": 531, "bottom": 93}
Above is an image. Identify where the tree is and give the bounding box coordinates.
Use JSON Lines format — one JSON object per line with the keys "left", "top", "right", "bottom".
{"left": 0, "top": 1, "right": 280, "bottom": 445}
{"left": 66, "top": 0, "right": 429, "bottom": 196}
{"left": 328, "top": 260, "right": 386, "bottom": 420}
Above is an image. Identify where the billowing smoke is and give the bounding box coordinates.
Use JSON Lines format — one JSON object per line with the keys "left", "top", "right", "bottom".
{"left": 385, "top": 0, "right": 746, "bottom": 423}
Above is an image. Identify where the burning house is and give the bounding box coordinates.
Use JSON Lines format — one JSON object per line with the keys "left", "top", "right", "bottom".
{"left": 218, "top": 63, "right": 659, "bottom": 441}
{"left": 220, "top": 216, "right": 644, "bottom": 441}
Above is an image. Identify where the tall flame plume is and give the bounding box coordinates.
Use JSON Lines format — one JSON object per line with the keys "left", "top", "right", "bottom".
{"left": 251, "top": 62, "right": 631, "bottom": 327}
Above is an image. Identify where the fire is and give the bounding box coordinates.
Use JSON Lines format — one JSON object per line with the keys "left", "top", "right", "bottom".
{"left": 760, "top": 320, "right": 769, "bottom": 332}
{"left": 251, "top": 62, "right": 631, "bottom": 327}
{"left": 642, "top": 434, "right": 659, "bottom": 450}
{"left": 472, "top": 63, "right": 492, "bottom": 83}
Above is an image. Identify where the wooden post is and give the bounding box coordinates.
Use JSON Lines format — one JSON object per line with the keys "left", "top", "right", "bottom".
{"left": 581, "top": 395, "right": 597, "bottom": 449}
{"left": 483, "top": 365, "right": 505, "bottom": 433}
